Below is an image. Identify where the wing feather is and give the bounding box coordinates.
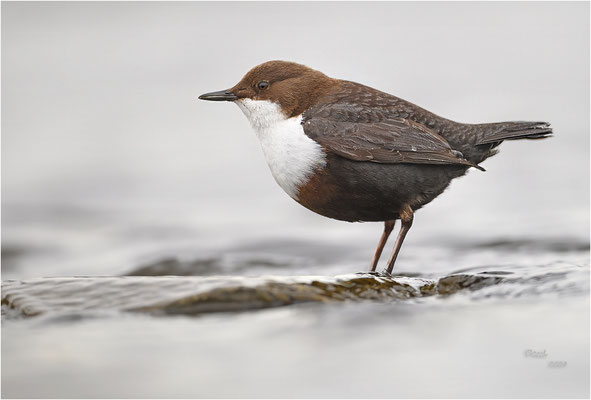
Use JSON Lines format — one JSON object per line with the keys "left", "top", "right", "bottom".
{"left": 302, "top": 112, "right": 484, "bottom": 170}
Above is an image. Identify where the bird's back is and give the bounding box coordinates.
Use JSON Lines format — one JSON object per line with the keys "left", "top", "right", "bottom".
{"left": 314, "top": 81, "right": 552, "bottom": 165}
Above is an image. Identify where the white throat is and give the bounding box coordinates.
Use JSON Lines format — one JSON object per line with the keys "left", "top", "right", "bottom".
{"left": 235, "top": 99, "right": 326, "bottom": 200}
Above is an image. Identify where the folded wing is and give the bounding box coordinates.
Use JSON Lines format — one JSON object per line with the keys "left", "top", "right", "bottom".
{"left": 302, "top": 114, "right": 484, "bottom": 170}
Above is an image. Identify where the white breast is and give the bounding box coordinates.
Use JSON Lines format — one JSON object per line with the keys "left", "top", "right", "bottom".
{"left": 235, "top": 99, "right": 326, "bottom": 200}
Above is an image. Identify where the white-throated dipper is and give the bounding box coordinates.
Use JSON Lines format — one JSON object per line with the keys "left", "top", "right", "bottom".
{"left": 199, "top": 61, "right": 552, "bottom": 274}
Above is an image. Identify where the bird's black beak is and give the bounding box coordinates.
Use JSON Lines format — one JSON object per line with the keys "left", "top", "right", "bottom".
{"left": 198, "top": 89, "right": 238, "bottom": 102}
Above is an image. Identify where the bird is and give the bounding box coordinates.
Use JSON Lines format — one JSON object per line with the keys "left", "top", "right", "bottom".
{"left": 198, "top": 60, "right": 552, "bottom": 274}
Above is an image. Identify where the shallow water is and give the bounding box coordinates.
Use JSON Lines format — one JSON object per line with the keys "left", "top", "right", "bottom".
{"left": 2, "top": 225, "right": 590, "bottom": 398}
{"left": 2, "top": 282, "right": 589, "bottom": 398}
{"left": 2, "top": 262, "right": 588, "bottom": 317}
{"left": 2, "top": 194, "right": 590, "bottom": 398}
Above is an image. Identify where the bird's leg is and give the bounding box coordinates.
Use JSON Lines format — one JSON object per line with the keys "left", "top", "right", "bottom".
{"left": 370, "top": 220, "right": 396, "bottom": 271}
{"left": 385, "top": 206, "right": 414, "bottom": 275}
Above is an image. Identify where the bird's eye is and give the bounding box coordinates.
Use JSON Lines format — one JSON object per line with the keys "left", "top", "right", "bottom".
{"left": 257, "top": 81, "right": 269, "bottom": 90}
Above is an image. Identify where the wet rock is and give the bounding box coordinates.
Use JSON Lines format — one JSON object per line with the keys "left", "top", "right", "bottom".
{"left": 125, "top": 254, "right": 306, "bottom": 276}
{"left": 126, "top": 257, "right": 221, "bottom": 276}
{"left": 2, "top": 264, "right": 586, "bottom": 318}
{"left": 1, "top": 274, "right": 436, "bottom": 317}
{"left": 471, "top": 238, "right": 590, "bottom": 253}
{"left": 0, "top": 245, "right": 29, "bottom": 272}
{"left": 437, "top": 274, "right": 505, "bottom": 295}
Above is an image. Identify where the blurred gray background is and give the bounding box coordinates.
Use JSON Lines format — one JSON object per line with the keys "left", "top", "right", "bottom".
{"left": 2, "top": 1, "right": 589, "bottom": 278}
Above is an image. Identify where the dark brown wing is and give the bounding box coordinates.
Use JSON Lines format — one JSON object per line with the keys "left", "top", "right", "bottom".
{"left": 302, "top": 109, "right": 484, "bottom": 170}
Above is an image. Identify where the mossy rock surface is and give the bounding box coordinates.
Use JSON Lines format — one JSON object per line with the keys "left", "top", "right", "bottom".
{"left": 4, "top": 261, "right": 587, "bottom": 318}
{"left": 1, "top": 272, "right": 508, "bottom": 317}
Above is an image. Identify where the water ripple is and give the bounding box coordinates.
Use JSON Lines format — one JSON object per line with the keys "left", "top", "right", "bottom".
{"left": 3, "top": 262, "right": 587, "bottom": 318}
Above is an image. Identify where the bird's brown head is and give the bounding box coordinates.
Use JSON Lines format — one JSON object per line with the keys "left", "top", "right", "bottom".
{"left": 199, "top": 60, "right": 338, "bottom": 118}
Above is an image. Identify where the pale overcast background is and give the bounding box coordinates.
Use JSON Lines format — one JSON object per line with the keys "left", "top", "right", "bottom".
{"left": 2, "top": 1, "right": 589, "bottom": 276}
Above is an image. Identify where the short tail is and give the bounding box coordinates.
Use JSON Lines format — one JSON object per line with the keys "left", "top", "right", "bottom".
{"left": 475, "top": 121, "right": 553, "bottom": 145}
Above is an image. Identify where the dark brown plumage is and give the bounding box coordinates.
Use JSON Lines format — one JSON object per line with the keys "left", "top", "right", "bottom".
{"left": 303, "top": 80, "right": 551, "bottom": 167}
{"left": 199, "top": 60, "right": 552, "bottom": 274}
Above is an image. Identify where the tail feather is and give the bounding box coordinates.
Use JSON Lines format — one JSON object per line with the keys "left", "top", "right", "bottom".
{"left": 476, "top": 121, "right": 553, "bottom": 145}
